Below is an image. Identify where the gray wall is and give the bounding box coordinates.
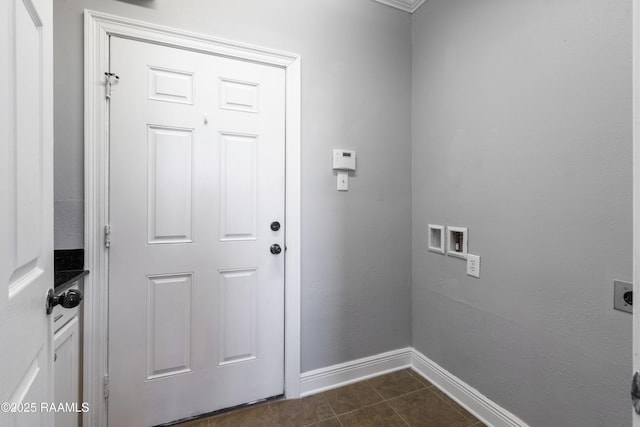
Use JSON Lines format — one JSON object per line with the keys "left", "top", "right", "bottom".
{"left": 56, "top": 1, "right": 633, "bottom": 423}
{"left": 412, "top": 1, "right": 631, "bottom": 426}
{"left": 53, "top": 0, "right": 413, "bottom": 372}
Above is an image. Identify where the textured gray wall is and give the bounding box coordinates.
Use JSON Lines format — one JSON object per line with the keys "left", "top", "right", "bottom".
{"left": 412, "top": 1, "right": 632, "bottom": 426}
{"left": 53, "top": 0, "right": 413, "bottom": 371}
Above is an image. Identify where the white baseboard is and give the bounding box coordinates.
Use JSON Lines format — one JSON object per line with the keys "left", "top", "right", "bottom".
{"left": 411, "top": 349, "right": 529, "bottom": 427}
{"left": 299, "top": 347, "right": 413, "bottom": 397}
{"left": 299, "top": 347, "right": 528, "bottom": 427}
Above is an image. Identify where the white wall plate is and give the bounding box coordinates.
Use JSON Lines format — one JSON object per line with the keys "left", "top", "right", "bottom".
{"left": 428, "top": 224, "right": 445, "bottom": 254}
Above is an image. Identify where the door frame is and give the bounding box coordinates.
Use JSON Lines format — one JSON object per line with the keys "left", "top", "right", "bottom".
{"left": 635, "top": 0, "right": 640, "bottom": 424}
{"left": 83, "top": 10, "right": 301, "bottom": 426}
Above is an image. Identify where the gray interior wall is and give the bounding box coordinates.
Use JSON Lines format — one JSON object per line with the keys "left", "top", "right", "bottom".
{"left": 55, "top": 1, "right": 633, "bottom": 421}
{"left": 411, "top": 1, "right": 631, "bottom": 426}
{"left": 53, "top": 0, "right": 413, "bottom": 372}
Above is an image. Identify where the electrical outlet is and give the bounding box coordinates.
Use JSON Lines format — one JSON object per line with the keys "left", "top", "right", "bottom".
{"left": 614, "top": 280, "right": 633, "bottom": 314}
{"left": 466, "top": 254, "right": 480, "bottom": 278}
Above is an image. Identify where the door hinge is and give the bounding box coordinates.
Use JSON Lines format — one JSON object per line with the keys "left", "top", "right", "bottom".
{"left": 105, "top": 72, "right": 119, "bottom": 100}
{"left": 104, "top": 225, "right": 111, "bottom": 249}
{"left": 103, "top": 374, "right": 110, "bottom": 399}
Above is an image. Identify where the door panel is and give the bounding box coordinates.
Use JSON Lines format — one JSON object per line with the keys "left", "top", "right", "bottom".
{"left": 148, "top": 66, "right": 195, "bottom": 105}
{"left": 108, "top": 37, "right": 285, "bottom": 426}
{"left": 220, "top": 133, "right": 258, "bottom": 240}
{"left": 14, "top": 0, "right": 43, "bottom": 281}
{"left": 218, "top": 269, "right": 258, "bottom": 365}
{"left": 147, "top": 125, "right": 194, "bottom": 244}
{"left": 0, "top": 0, "right": 54, "bottom": 426}
{"left": 145, "top": 273, "right": 193, "bottom": 380}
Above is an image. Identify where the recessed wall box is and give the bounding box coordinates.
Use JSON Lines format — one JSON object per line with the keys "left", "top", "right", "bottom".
{"left": 447, "top": 226, "right": 468, "bottom": 259}
{"left": 428, "top": 225, "right": 445, "bottom": 254}
{"left": 614, "top": 280, "right": 633, "bottom": 314}
{"left": 333, "top": 149, "right": 356, "bottom": 171}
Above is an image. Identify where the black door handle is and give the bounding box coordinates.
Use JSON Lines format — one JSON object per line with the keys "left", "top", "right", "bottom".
{"left": 270, "top": 244, "right": 282, "bottom": 255}
{"left": 46, "top": 288, "right": 83, "bottom": 315}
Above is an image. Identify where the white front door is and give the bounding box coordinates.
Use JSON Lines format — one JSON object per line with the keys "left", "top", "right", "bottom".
{"left": 0, "top": 0, "right": 55, "bottom": 426}
{"left": 108, "top": 37, "right": 286, "bottom": 426}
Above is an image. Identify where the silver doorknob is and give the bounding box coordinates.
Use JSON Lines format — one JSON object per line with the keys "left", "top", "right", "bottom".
{"left": 270, "top": 244, "right": 282, "bottom": 255}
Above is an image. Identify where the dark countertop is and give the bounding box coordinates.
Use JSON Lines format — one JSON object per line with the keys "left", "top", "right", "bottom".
{"left": 54, "top": 248, "right": 89, "bottom": 292}
{"left": 54, "top": 249, "right": 83, "bottom": 271}
{"left": 55, "top": 269, "right": 89, "bottom": 291}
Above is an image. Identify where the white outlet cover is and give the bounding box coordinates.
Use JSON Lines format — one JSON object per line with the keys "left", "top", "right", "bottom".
{"left": 467, "top": 254, "right": 480, "bottom": 278}
{"left": 337, "top": 172, "right": 348, "bottom": 191}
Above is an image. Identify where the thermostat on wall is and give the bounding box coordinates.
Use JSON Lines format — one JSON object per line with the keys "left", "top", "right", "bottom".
{"left": 333, "top": 149, "right": 356, "bottom": 171}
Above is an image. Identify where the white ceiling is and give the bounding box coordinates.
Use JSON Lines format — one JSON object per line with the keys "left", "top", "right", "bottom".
{"left": 372, "top": 0, "right": 426, "bottom": 13}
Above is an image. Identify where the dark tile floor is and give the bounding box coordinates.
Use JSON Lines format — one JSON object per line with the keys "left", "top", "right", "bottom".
{"left": 174, "top": 369, "right": 485, "bottom": 427}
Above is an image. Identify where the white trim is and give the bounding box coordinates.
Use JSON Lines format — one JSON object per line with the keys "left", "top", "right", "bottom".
{"left": 299, "top": 348, "right": 413, "bottom": 397}
{"left": 284, "top": 56, "right": 302, "bottom": 399}
{"left": 411, "top": 349, "right": 529, "bottom": 427}
{"left": 427, "top": 224, "right": 445, "bottom": 255}
{"left": 299, "top": 348, "right": 529, "bottom": 427}
{"left": 83, "top": 11, "right": 110, "bottom": 427}
{"left": 85, "top": 11, "right": 298, "bottom": 67}
{"left": 633, "top": 0, "right": 640, "bottom": 425}
{"left": 371, "top": 0, "right": 427, "bottom": 14}
{"left": 83, "top": 10, "right": 302, "bottom": 426}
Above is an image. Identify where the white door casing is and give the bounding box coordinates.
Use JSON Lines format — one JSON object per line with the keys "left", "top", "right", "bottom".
{"left": 108, "top": 36, "right": 285, "bottom": 426}
{"left": 634, "top": 0, "right": 640, "bottom": 424}
{"left": 84, "top": 11, "right": 301, "bottom": 427}
{"left": 0, "top": 0, "right": 54, "bottom": 426}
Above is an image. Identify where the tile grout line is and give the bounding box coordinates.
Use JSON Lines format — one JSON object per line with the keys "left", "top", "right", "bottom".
{"left": 333, "top": 399, "right": 388, "bottom": 417}
{"left": 363, "top": 379, "right": 410, "bottom": 425}
{"left": 177, "top": 370, "right": 480, "bottom": 427}
{"left": 405, "top": 368, "right": 482, "bottom": 425}
{"left": 367, "top": 381, "right": 411, "bottom": 427}
{"left": 331, "top": 398, "right": 409, "bottom": 425}
{"left": 366, "top": 379, "right": 386, "bottom": 402}
{"left": 309, "top": 412, "right": 343, "bottom": 427}
{"left": 386, "top": 384, "right": 431, "bottom": 401}
{"left": 388, "top": 404, "right": 412, "bottom": 427}
{"left": 366, "top": 371, "right": 438, "bottom": 427}
{"left": 382, "top": 389, "right": 424, "bottom": 427}
{"left": 301, "top": 415, "right": 341, "bottom": 427}
{"left": 276, "top": 395, "right": 338, "bottom": 427}
{"left": 340, "top": 400, "right": 407, "bottom": 426}
{"left": 378, "top": 386, "right": 425, "bottom": 427}
{"left": 429, "top": 386, "right": 479, "bottom": 424}
{"left": 319, "top": 393, "right": 344, "bottom": 426}
{"left": 316, "top": 415, "right": 343, "bottom": 426}
{"left": 383, "top": 395, "right": 411, "bottom": 427}
{"left": 374, "top": 370, "right": 485, "bottom": 427}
